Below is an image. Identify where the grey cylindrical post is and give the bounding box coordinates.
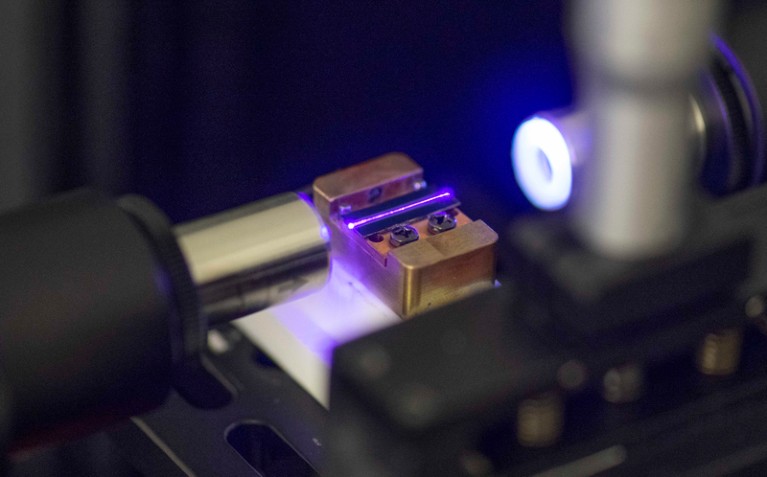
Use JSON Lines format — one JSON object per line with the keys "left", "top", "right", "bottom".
{"left": 571, "top": 0, "right": 720, "bottom": 259}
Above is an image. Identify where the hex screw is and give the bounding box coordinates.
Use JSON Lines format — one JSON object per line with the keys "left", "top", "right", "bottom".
{"left": 516, "top": 391, "right": 564, "bottom": 448}
{"left": 427, "top": 211, "right": 457, "bottom": 235}
{"left": 697, "top": 327, "right": 743, "bottom": 376}
{"left": 602, "top": 362, "right": 644, "bottom": 403}
{"left": 389, "top": 225, "right": 419, "bottom": 247}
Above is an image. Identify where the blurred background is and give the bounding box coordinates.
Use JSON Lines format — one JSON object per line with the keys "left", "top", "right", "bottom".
{"left": 0, "top": 1, "right": 574, "bottom": 232}
{"left": 3, "top": 1, "right": 767, "bottom": 230}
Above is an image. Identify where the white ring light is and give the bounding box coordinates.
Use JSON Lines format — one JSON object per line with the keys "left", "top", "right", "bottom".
{"left": 511, "top": 116, "right": 573, "bottom": 211}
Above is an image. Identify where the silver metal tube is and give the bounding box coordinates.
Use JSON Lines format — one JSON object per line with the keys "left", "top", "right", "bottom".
{"left": 571, "top": 0, "right": 720, "bottom": 259}
{"left": 175, "top": 192, "right": 330, "bottom": 325}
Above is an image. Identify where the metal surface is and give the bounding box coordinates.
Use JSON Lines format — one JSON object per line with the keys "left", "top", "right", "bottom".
{"left": 697, "top": 327, "right": 743, "bottom": 376}
{"left": 571, "top": 0, "right": 720, "bottom": 259}
{"left": 175, "top": 192, "right": 330, "bottom": 324}
{"left": 427, "top": 211, "right": 457, "bottom": 234}
{"left": 108, "top": 325, "right": 326, "bottom": 476}
{"left": 389, "top": 225, "right": 419, "bottom": 247}
{"left": 516, "top": 392, "right": 564, "bottom": 448}
{"left": 326, "top": 185, "right": 767, "bottom": 475}
{"left": 386, "top": 220, "right": 498, "bottom": 317}
{"left": 327, "top": 200, "right": 767, "bottom": 476}
{"left": 313, "top": 154, "right": 497, "bottom": 319}
{"left": 313, "top": 153, "right": 424, "bottom": 219}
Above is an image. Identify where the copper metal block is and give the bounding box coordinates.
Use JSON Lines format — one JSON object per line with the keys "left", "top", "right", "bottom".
{"left": 313, "top": 153, "right": 497, "bottom": 318}
{"left": 313, "top": 152, "right": 424, "bottom": 219}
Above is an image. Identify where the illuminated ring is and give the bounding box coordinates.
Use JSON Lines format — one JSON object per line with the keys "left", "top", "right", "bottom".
{"left": 511, "top": 116, "right": 573, "bottom": 211}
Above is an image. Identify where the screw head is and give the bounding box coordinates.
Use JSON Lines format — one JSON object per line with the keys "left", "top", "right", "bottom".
{"left": 413, "top": 179, "right": 427, "bottom": 190}
{"left": 427, "top": 211, "right": 457, "bottom": 234}
{"left": 368, "top": 186, "right": 383, "bottom": 203}
{"left": 389, "top": 225, "right": 419, "bottom": 247}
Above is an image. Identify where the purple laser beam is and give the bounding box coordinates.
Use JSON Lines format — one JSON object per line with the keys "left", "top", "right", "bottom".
{"left": 345, "top": 190, "right": 454, "bottom": 230}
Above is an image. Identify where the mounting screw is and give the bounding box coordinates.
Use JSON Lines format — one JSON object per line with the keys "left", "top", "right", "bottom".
{"left": 413, "top": 179, "right": 427, "bottom": 190}
{"left": 368, "top": 186, "right": 383, "bottom": 203}
{"left": 697, "top": 327, "right": 743, "bottom": 376}
{"left": 602, "top": 362, "right": 644, "bottom": 403}
{"left": 516, "top": 391, "right": 563, "bottom": 448}
{"left": 389, "top": 225, "right": 419, "bottom": 247}
{"left": 427, "top": 211, "right": 457, "bottom": 235}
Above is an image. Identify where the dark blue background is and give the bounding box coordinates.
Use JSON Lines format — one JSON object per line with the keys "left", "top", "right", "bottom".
{"left": 129, "top": 1, "right": 573, "bottom": 229}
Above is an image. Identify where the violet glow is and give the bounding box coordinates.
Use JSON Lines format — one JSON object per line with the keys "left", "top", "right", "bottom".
{"left": 254, "top": 257, "right": 399, "bottom": 366}
{"left": 345, "top": 189, "right": 454, "bottom": 231}
{"left": 712, "top": 35, "right": 765, "bottom": 184}
{"left": 512, "top": 116, "right": 573, "bottom": 211}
